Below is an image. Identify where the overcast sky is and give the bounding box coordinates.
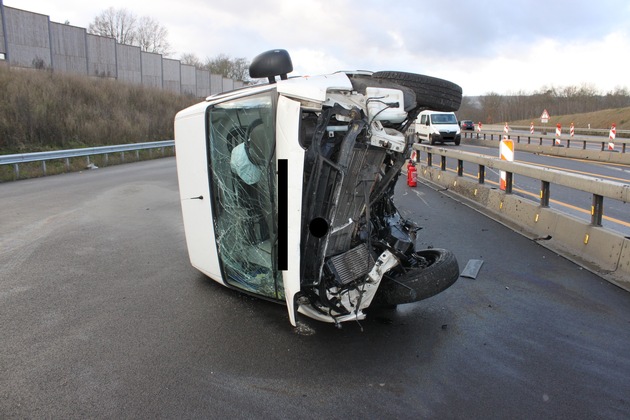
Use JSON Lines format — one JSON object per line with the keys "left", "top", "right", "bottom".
{"left": 5, "top": 0, "right": 630, "bottom": 95}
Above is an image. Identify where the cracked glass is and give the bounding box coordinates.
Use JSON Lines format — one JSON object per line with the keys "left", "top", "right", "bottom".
{"left": 206, "top": 91, "right": 283, "bottom": 299}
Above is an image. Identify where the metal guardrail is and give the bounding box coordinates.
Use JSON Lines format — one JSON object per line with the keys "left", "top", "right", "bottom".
{"left": 411, "top": 143, "right": 630, "bottom": 289}
{"left": 412, "top": 143, "right": 630, "bottom": 226}
{"left": 0, "top": 140, "right": 175, "bottom": 179}
{"left": 463, "top": 130, "right": 628, "bottom": 153}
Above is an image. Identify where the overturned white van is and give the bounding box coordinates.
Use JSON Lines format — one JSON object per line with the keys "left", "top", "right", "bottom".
{"left": 174, "top": 50, "right": 462, "bottom": 327}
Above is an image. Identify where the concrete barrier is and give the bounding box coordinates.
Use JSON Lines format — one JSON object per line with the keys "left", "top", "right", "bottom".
{"left": 416, "top": 164, "right": 630, "bottom": 292}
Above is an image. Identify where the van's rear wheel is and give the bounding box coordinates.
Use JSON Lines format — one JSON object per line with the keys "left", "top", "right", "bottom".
{"left": 371, "top": 71, "right": 462, "bottom": 112}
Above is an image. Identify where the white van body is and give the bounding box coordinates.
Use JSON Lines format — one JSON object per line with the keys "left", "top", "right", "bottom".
{"left": 415, "top": 110, "right": 461, "bottom": 145}
{"left": 174, "top": 50, "right": 462, "bottom": 327}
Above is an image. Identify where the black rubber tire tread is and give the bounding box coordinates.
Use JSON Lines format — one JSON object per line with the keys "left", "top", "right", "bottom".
{"left": 373, "top": 248, "right": 459, "bottom": 306}
{"left": 371, "top": 71, "right": 462, "bottom": 112}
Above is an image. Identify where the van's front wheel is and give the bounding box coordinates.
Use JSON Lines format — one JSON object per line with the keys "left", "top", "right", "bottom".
{"left": 372, "top": 248, "right": 459, "bottom": 306}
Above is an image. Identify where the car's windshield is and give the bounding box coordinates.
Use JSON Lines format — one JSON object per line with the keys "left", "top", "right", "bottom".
{"left": 431, "top": 114, "right": 457, "bottom": 124}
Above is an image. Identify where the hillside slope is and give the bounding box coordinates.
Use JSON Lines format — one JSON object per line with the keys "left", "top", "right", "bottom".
{"left": 509, "top": 107, "right": 630, "bottom": 130}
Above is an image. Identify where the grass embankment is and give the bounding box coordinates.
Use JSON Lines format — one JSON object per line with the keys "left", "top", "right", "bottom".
{"left": 509, "top": 107, "right": 630, "bottom": 130}
{"left": 0, "top": 65, "right": 197, "bottom": 181}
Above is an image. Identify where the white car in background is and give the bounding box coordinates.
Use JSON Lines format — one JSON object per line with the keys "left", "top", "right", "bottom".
{"left": 174, "top": 49, "right": 462, "bottom": 327}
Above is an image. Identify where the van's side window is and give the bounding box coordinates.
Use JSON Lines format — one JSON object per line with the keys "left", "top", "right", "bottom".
{"left": 420, "top": 115, "right": 427, "bottom": 125}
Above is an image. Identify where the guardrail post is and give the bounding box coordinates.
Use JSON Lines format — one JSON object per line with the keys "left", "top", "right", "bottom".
{"left": 65, "top": 158, "right": 70, "bottom": 171}
{"left": 121, "top": 152, "right": 125, "bottom": 163}
{"left": 601, "top": 142, "right": 605, "bottom": 151}
{"left": 135, "top": 150, "right": 140, "bottom": 161}
{"left": 105, "top": 153, "right": 109, "bottom": 166}
{"left": 583, "top": 141, "right": 587, "bottom": 150}
{"left": 505, "top": 172, "right": 513, "bottom": 194}
{"left": 13, "top": 164, "right": 19, "bottom": 180}
{"left": 42, "top": 161, "right": 47, "bottom": 176}
{"left": 591, "top": 194, "right": 603, "bottom": 226}
{"left": 441, "top": 155, "right": 446, "bottom": 171}
{"left": 457, "top": 159, "right": 463, "bottom": 176}
{"left": 478, "top": 165, "right": 485, "bottom": 184}
{"left": 427, "top": 152, "right": 432, "bottom": 167}
{"left": 540, "top": 181, "right": 550, "bottom": 207}
{"left": 623, "top": 143, "right": 627, "bottom": 153}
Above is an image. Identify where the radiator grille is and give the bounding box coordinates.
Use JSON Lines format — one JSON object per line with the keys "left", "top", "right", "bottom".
{"left": 325, "top": 244, "right": 374, "bottom": 285}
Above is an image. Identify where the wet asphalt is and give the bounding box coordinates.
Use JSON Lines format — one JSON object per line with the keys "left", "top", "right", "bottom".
{"left": 1, "top": 158, "right": 629, "bottom": 419}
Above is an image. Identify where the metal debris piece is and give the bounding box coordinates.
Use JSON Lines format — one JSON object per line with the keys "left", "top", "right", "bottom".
{"left": 460, "top": 259, "right": 484, "bottom": 279}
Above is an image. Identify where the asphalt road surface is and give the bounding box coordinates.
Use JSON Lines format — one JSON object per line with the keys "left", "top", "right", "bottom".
{"left": 2, "top": 158, "right": 630, "bottom": 419}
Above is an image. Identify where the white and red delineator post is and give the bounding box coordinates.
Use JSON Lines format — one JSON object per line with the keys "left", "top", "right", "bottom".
{"left": 504, "top": 122, "right": 509, "bottom": 134}
{"left": 530, "top": 122, "right": 534, "bottom": 134}
{"left": 555, "top": 123, "right": 562, "bottom": 146}
{"left": 570, "top": 122, "right": 575, "bottom": 138}
{"left": 499, "top": 138, "right": 514, "bottom": 191}
{"left": 608, "top": 124, "right": 616, "bottom": 151}
{"left": 477, "top": 122, "right": 482, "bottom": 132}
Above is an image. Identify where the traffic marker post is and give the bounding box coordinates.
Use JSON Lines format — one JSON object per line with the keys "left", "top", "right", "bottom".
{"left": 499, "top": 138, "right": 514, "bottom": 192}
{"left": 555, "top": 124, "right": 562, "bottom": 146}
{"left": 608, "top": 124, "right": 616, "bottom": 151}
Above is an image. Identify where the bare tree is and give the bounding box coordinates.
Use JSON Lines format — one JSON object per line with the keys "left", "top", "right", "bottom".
{"left": 136, "top": 16, "right": 172, "bottom": 56}
{"left": 88, "top": 8, "right": 172, "bottom": 56}
{"left": 179, "top": 53, "right": 203, "bottom": 68}
{"left": 88, "top": 7, "right": 137, "bottom": 45}
{"left": 204, "top": 54, "right": 250, "bottom": 81}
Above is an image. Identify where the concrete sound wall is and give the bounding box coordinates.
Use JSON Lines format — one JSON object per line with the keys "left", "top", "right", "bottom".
{"left": 162, "top": 58, "right": 180, "bottom": 94}
{"left": 181, "top": 64, "right": 196, "bottom": 96}
{"left": 86, "top": 34, "right": 116, "bottom": 78}
{"left": 116, "top": 44, "right": 142, "bottom": 85}
{"left": 4, "top": 7, "right": 51, "bottom": 68}
{"left": 141, "top": 51, "right": 162, "bottom": 89}
{"left": 0, "top": 2, "right": 7, "bottom": 56}
{"left": 50, "top": 22, "right": 87, "bottom": 75}
{"left": 0, "top": 4, "right": 244, "bottom": 97}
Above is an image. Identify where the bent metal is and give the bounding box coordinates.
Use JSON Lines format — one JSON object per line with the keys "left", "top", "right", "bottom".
{"left": 174, "top": 49, "right": 462, "bottom": 327}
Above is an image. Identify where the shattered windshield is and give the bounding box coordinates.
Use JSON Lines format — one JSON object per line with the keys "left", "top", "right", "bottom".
{"left": 206, "top": 91, "right": 283, "bottom": 299}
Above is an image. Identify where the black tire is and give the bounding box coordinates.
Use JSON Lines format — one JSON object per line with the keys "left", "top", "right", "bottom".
{"left": 454, "top": 137, "right": 461, "bottom": 146}
{"left": 429, "top": 134, "right": 436, "bottom": 145}
{"left": 371, "top": 71, "right": 462, "bottom": 112}
{"left": 372, "top": 249, "right": 459, "bottom": 306}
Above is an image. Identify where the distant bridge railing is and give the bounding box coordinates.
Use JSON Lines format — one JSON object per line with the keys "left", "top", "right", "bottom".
{"left": 0, "top": 140, "right": 175, "bottom": 179}
{"left": 462, "top": 129, "right": 628, "bottom": 153}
